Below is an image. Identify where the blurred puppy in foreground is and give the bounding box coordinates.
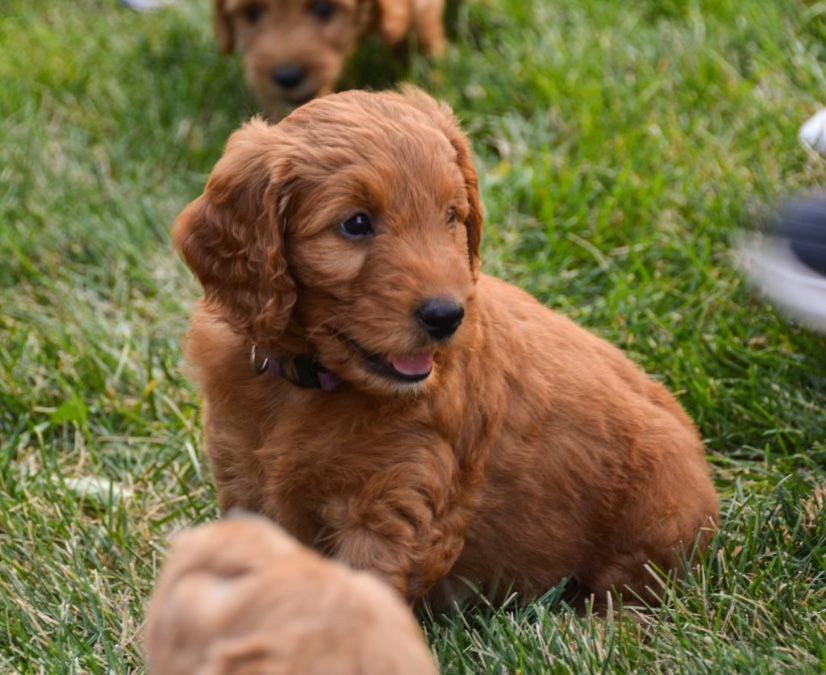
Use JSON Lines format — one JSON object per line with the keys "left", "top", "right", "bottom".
{"left": 144, "top": 516, "right": 438, "bottom": 675}
{"left": 213, "top": 0, "right": 446, "bottom": 117}
{"left": 173, "top": 88, "right": 718, "bottom": 610}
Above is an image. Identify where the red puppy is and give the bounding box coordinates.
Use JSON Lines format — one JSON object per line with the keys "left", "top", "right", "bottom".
{"left": 173, "top": 88, "right": 719, "bottom": 607}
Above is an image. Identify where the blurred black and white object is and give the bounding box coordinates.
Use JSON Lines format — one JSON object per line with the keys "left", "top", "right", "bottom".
{"left": 738, "top": 196, "right": 826, "bottom": 332}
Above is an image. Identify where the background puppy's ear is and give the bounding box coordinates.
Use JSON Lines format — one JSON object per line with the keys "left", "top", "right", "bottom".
{"left": 399, "top": 87, "right": 484, "bottom": 277}
{"left": 173, "top": 119, "right": 297, "bottom": 347}
{"left": 213, "top": 0, "right": 234, "bottom": 53}
{"left": 373, "top": 0, "right": 413, "bottom": 45}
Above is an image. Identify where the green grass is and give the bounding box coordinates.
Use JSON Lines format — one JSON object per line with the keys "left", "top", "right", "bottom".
{"left": 1, "top": 0, "right": 824, "bottom": 671}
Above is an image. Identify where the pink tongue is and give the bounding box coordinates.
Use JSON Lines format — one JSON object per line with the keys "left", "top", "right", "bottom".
{"left": 391, "top": 353, "right": 434, "bottom": 377}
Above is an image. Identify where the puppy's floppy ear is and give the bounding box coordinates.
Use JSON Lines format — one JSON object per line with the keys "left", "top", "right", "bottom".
{"left": 213, "top": 0, "right": 234, "bottom": 53}
{"left": 373, "top": 0, "right": 413, "bottom": 45}
{"left": 173, "top": 119, "right": 296, "bottom": 347}
{"left": 400, "top": 86, "right": 484, "bottom": 278}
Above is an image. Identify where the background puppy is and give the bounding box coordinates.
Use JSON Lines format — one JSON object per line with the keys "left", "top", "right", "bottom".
{"left": 144, "top": 516, "right": 438, "bottom": 674}
{"left": 173, "top": 88, "right": 719, "bottom": 607}
{"left": 213, "top": 0, "right": 446, "bottom": 116}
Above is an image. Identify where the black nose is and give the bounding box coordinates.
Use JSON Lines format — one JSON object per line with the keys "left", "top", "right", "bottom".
{"left": 416, "top": 299, "right": 465, "bottom": 340}
{"left": 272, "top": 64, "right": 305, "bottom": 89}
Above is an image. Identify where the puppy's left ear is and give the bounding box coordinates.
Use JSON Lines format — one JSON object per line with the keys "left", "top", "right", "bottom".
{"left": 373, "top": 0, "right": 413, "bottom": 45}
{"left": 400, "top": 87, "right": 484, "bottom": 278}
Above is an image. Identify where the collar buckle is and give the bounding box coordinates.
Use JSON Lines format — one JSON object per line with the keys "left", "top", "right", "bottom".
{"left": 250, "top": 344, "right": 270, "bottom": 375}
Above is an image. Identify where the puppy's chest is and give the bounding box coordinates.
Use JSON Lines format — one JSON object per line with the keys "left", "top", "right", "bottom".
{"left": 259, "top": 392, "right": 467, "bottom": 478}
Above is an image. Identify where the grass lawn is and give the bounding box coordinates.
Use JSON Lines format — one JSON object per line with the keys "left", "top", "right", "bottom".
{"left": 1, "top": 0, "right": 824, "bottom": 671}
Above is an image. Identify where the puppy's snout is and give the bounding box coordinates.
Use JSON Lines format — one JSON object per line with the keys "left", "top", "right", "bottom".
{"left": 272, "top": 64, "right": 306, "bottom": 89}
{"left": 416, "top": 299, "right": 465, "bottom": 340}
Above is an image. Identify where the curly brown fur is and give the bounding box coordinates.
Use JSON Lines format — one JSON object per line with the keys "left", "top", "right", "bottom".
{"left": 214, "top": 0, "right": 446, "bottom": 117}
{"left": 173, "top": 88, "right": 719, "bottom": 608}
{"left": 144, "top": 515, "right": 438, "bottom": 674}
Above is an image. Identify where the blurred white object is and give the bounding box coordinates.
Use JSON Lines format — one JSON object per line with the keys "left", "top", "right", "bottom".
{"left": 121, "top": 0, "right": 176, "bottom": 11}
{"left": 800, "top": 108, "right": 826, "bottom": 158}
{"left": 737, "top": 233, "right": 826, "bottom": 332}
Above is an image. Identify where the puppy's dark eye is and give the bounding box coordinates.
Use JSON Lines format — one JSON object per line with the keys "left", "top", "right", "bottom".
{"left": 309, "top": 1, "right": 336, "bottom": 21}
{"left": 339, "top": 213, "right": 373, "bottom": 238}
{"left": 447, "top": 207, "right": 458, "bottom": 227}
{"left": 242, "top": 3, "right": 266, "bottom": 24}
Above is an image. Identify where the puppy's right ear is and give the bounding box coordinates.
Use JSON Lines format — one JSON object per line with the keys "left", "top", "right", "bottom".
{"left": 173, "top": 119, "right": 296, "bottom": 347}
{"left": 373, "top": 0, "right": 413, "bottom": 45}
{"left": 213, "top": 0, "right": 234, "bottom": 53}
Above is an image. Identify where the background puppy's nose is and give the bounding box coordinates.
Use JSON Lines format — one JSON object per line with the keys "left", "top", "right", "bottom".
{"left": 272, "top": 65, "right": 305, "bottom": 89}
{"left": 416, "top": 299, "right": 465, "bottom": 340}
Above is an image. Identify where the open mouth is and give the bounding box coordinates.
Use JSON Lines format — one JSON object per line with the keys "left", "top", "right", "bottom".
{"left": 342, "top": 336, "right": 434, "bottom": 383}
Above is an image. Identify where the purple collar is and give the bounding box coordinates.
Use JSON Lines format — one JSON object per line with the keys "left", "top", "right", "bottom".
{"left": 250, "top": 345, "right": 341, "bottom": 392}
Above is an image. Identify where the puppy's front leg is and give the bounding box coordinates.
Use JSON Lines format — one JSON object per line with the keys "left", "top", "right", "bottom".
{"left": 321, "top": 446, "right": 468, "bottom": 601}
